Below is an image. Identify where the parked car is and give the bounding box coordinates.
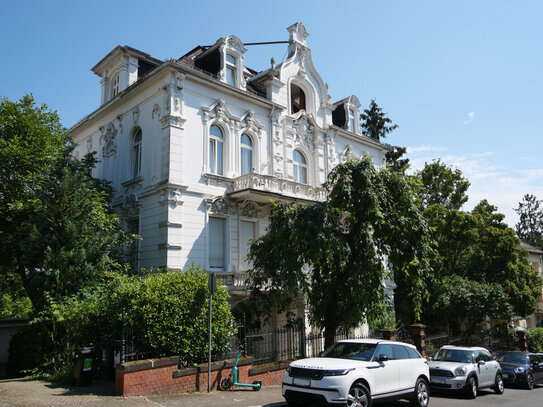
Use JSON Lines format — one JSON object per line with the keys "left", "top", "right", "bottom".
{"left": 497, "top": 351, "right": 543, "bottom": 389}
{"left": 282, "top": 339, "right": 430, "bottom": 407}
{"left": 428, "top": 345, "right": 504, "bottom": 398}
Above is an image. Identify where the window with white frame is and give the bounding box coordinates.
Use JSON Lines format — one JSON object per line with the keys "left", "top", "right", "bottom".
{"left": 111, "top": 73, "right": 120, "bottom": 98}
{"left": 241, "top": 133, "right": 253, "bottom": 175}
{"left": 293, "top": 149, "right": 308, "bottom": 184}
{"left": 349, "top": 108, "right": 357, "bottom": 133}
{"left": 291, "top": 84, "right": 306, "bottom": 114}
{"left": 209, "top": 217, "right": 226, "bottom": 270}
{"left": 209, "top": 125, "right": 224, "bottom": 175}
{"left": 132, "top": 128, "right": 142, "bottom": 178}
{"left": 239, "top": 220, "right": 256, "bottom": 271}
{"left": 225, "top": 54, "right": 236, "bottom": 86}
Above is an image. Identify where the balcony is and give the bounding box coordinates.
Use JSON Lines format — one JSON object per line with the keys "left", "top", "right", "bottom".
{"left": 216, "top": 272, "right": 252, "bottom": 293}
{"left": 227, "top": 173, "right": 326, "bottom": 204}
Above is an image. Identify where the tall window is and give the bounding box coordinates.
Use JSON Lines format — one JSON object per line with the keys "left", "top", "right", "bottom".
{"left": 239, "top": 220, "right": 256, "bottom": 270}
{"left": 132, "top": 128, "right": 142, "bottom": 178}
{"left": 291, "top": 84, "right": 306, "bottom": 114}
{"left": 293, "top": 149, "right": 308, "bottom": 184}
{"left": 209, "top": 217, "right": 226, "bottom": 270}
{"left": 209, "top": 125, "right": 224, "bottom": 175}
{"left": 111, "top": 73, "right": 120, "bottom": 98}
{"left": 225, "top": 54, "right": 236, "bottom": 86}
{"left": 349, "top": 109, "right": 356, "bottom": 133}
{"left": 241, "top": 134, "right": 253, "bottom": 175}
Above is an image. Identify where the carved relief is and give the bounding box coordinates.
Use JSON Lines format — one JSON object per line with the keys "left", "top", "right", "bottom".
{"left": 152, "top": 104, "right": 161, "bottom": 119}
{"left": 122, "top": 194, "right": 140, "bottom": 218}
{"left": 132, "top": 106, "right": 140, "bottom": 125}
{"left": 86, "top": 136, "right": 93, "bottom": 153}
{"left": 160, "top": 188, "right": 184, "bottom": 208}
{"left": 339, "top": 145, "right": 355, "bottom": 163}
{"left": 238, "top": 200, "right": 261, "bottom": 218}
{"left": 100, "top": 123, "right": 118, "bottom": 157}
{"left": 205, "top": 196, "right": 231, "bottom": 215}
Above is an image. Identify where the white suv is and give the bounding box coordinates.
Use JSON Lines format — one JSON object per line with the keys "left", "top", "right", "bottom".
{"left": 282, "top": 339, "right": 430, "bottom": 407}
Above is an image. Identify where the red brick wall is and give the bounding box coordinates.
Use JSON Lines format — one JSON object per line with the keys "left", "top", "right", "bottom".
{"left": 115, "top": 357, "right": 287, "bottom": 396}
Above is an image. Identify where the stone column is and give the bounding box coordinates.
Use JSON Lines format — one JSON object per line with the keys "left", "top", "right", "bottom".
{"left": 410, "top": 324, "right": 427, "bottom": 357}
{"left": 380, "top": 328, "right": 396, "bottom": 341}
{"left": 516, "top": 328, "right": 528, "bottom": 352}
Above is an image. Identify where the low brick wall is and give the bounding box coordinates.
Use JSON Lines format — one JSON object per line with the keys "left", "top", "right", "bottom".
{"left": 115, "top": 356, "right": 290, "bottom": 396}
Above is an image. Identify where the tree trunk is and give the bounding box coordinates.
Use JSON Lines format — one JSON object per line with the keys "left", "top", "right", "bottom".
{"left": 324, "top": 325, "right": 337, "bottom": 349}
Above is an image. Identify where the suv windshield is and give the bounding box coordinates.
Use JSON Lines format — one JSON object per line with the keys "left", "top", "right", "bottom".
{"left": 320, "top": 342, "right": 377, "bottom": 361}
{"left": 434, "top": 349, "right": 474, "bottom": 363}
{"left": 498, "top": 353, "right": 529, "bottom": 364}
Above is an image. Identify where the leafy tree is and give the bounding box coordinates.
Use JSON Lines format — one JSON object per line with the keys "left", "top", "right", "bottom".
{"left": 0, "top": 95, "right": 128, "bottom": 312}
{"left": 415, "top": 159, "right": 470, "bottom": 210}
{"left": 385, "top": 145, "right": 410, "bottom": 173}
{"left": 515, "top": 194, "right": 543, "bottom": 248}
{"left": 248, "top": 156, "right": 432, "bottom": 346}
{"left": 360, "top": 99, "right": 398, "bottom": 141}
{"left": 432, "top": 275, "right": 512, "bottom": 334}
{"left": 526, "top": 327, "right": 543, "bottom": 352}
{"left": 0, "top": 270, "right": 32, "bottom": 318}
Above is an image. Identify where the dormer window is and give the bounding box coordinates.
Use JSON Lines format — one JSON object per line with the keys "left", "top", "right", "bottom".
{"left": 291, "top": 84, "right": 306, "bottom": 114}
{"left": 111, "top": 73, "right": 120, "bottom": 98}
{"left": 225, "top": 54, "right": 237, "bottom": 86}
{"left": 349, "top": 108, "right": 356, "bottom": 133}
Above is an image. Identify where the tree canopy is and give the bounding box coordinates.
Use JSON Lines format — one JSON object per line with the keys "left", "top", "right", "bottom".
{"left": 248, "top": 156, "right": 432, "bottom": 346}
{"left": 0, "top": 95, "right": 129, "bottom": 313}
{"left": 515, "top": 194, "right": 543, "bottom": 249}
{"left": 360, "top": 99, "right": 398, "bottom": 141}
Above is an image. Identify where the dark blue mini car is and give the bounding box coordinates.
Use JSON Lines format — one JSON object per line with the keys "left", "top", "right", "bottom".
{"left": 497, "top": 352, "right": 543, "bottom": 390}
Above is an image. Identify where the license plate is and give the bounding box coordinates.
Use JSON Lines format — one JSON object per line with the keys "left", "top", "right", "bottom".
{"left": 293, "top": 378, "right": 311, "bottom": 387}
{"left": 431, "top": 378, "right": 445, "bottom": 384}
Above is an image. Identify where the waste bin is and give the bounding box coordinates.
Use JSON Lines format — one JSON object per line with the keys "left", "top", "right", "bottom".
{"left": 73, "top": 346, "right": 95, "bottom": 386}
{"left": 100, "top": 339, "right": 122, "bottom": 381}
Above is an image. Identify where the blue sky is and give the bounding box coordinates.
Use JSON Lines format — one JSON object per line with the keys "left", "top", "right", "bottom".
{"left": 2, "top": 0, "right": 542, "bottom": 226}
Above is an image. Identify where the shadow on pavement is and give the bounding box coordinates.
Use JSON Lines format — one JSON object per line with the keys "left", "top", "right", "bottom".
{"left": 44, "top": 379, "right": 116, "bottom": 397}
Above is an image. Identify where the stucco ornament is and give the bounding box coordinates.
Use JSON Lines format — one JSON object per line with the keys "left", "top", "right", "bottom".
{"left": 238, "top": 200, "right": 262, "bottom": 218}
{"left": 160, "top": 188, "right": 184, "bottom": 208}
{"left": 122, "top": 194, "right": 140, "bottom": 218}
{"left": 206, "top": 196, "right": 231, "bottom": 215}
{"left": 100, "top": 123, "right": 118, "bottom": 157}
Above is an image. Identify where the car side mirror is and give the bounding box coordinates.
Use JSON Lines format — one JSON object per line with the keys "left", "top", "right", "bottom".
{"left": 478, "top": 360, "right": 486, "bottom": 366}
{"left": 318, "top": 351, "right": 324, "bottom": 357}
{"left": 378, "top": 354, "right": 389, "bottom": 362}
{"left": 427, "top": 356, "right": 433, "bottom": 361}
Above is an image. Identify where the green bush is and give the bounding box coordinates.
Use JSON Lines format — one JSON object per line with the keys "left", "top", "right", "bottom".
{"left": 526, "top": 327, "right": 543, "bottom": 352}
{"left": 7, "top": 265, "right": 236, "bottom": 378}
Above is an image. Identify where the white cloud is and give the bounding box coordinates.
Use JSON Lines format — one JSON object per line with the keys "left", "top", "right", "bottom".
{"left": 406, "top": 145, "right": 543, "bottom": 227}
{"left": 463, "top": 111, "right": 475, "bottom": 125}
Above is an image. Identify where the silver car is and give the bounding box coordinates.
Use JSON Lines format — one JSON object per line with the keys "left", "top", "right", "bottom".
{"left": 428, "top": 346, "right": 504, "bottom": 398}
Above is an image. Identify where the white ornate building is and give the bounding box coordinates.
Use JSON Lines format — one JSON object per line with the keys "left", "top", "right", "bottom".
{"left": 70, "top": 23, "right": 392, "bottom": 322}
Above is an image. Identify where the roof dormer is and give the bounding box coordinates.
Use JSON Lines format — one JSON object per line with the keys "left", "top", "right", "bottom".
{"left": 332, "top": 95, "right": 362, "bottom": 135}
{"left": 92, "top": 46, "right": 161, "bottom": 105}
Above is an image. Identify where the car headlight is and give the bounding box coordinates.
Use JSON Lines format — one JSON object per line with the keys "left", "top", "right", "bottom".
{"left": 323, "top": 368, "right": 355, "bottom": 376}
{"left": 514, "top": 367, "right": 524, "bottom": 373}
{"left": 455, "top": 367, "right": 468, "bottom": 376}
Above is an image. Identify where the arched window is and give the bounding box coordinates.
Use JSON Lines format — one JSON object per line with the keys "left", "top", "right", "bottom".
{"left": 132, "top": 128, "right": 142, "bottom": 178}
{"left": 240, "top": 134, "right": 253, "bottom": 175}
{"left": 209, "top": 125, "right": 224, "bottom": 175}
{"left": 291, "top": 84, "right": 306, "bottom": 114}
{"left": 225, "top": 54, "right": 236, "bottom": 86}
{"left": 293, "top": 149, "right": 308, "bottom": 184}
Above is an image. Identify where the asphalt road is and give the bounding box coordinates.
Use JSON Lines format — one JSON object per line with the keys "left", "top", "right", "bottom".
{"left": 0, "top": 379, "right": 541, "bottom": 407}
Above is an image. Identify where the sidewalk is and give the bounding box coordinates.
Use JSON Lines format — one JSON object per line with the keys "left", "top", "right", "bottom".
{"left": 0, "top": 378, "right": 286, "bottom": 407}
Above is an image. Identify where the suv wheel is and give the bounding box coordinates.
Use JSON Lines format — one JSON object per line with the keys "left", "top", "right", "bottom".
{"left": 493, "top": 373, "right": 504, "bottom": 394}
{"left": 465, "top": 376, "right": 478, "bottom": 399}
{"left": 411, "top": 377, "right": 429, "bottom": 407}
{"left": 526, "top": 373, "right": 534, "bottom": 390}
{"left": 347, "top": 382, "right": 371, "bottom": 407}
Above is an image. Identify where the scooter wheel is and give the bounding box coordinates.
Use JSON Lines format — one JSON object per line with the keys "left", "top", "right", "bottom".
{"left": 220, "top": 378, "right": 232, "bottom": 391}
{"left": 252, "top": 380, "right": 262, "bottom": 391}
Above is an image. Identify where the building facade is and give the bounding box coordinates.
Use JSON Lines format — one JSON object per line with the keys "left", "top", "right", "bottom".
{"left": 70, "top": 23, "right": 392, "bottom": 324}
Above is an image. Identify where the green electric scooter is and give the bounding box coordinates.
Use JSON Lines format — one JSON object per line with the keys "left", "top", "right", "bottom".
{"left": 220, "top": 345, "right": 262, "bottom": 391}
